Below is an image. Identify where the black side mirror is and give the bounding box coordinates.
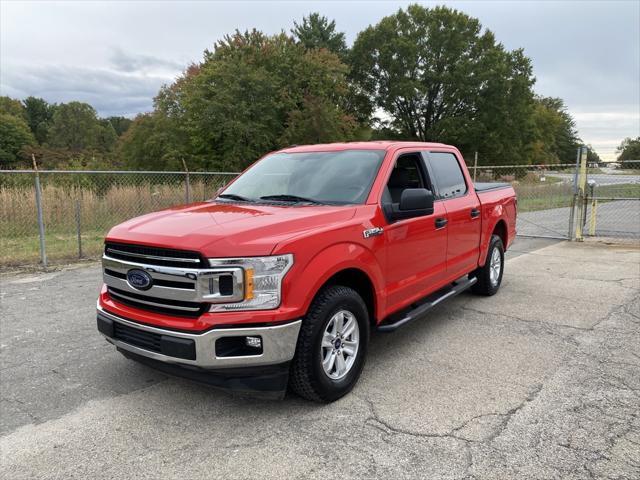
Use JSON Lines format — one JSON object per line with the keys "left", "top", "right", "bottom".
{"left": 389, "top": 188, "right": 434, "bottom": 221}
{"left": 400, "top": 188, "right": 433, "bottom": 211}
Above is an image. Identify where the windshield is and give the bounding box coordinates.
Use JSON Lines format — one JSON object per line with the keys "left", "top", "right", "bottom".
{"left": 218, "top": 149, "right": 386, "bottom": 205}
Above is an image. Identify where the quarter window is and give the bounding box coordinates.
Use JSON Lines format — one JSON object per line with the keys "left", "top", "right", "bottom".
{"left": 427, "top": 152, "right": 467, "bottom": 199}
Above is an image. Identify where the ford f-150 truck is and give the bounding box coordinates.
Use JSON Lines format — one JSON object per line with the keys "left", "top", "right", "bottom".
{"left": 97, "top": 141, "right": 516, "bottom": 402}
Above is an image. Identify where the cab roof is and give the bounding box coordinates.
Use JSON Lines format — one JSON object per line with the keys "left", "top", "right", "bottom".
{"left": 278, "top": 141, "right": 450, "bottom": 154}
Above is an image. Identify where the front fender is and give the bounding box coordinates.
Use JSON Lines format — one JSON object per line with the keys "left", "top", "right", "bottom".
{"left": 284, "top": 243, "right": 385, "bottom": 321}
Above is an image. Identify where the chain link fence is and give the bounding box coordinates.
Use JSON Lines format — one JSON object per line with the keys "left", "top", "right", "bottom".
{"left": 468, "top": 163, "right": 578, "bottom": 239}
{"left": 1, "top": 159, "right": 638, "bottom": 269}
{"left": 466, "top": 159, "right": 640, "bottom": 241}
{"left": 583, "top": 160, "right": 640, "bottom": 240}
{"left": 0, "top": 170, "right": 238, "bottom": 268}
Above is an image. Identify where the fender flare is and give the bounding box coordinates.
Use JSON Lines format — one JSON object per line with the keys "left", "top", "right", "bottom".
{"left": 288, "top": 243, "right": 385, "bottom": 321}
{"left": 479, "top": 206, "right": 508, "bottom": 266}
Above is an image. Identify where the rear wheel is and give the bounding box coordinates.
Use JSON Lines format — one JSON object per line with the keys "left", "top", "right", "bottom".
{"left": 471, "top": 234, "right": 504, "bottom": 296}
{"left": 289, "top": 285, "right": 370, "bottom": 402}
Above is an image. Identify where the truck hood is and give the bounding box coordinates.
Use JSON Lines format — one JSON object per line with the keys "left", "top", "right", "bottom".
{"left": 106, "top": 201, "right": 357, "bottom": 258}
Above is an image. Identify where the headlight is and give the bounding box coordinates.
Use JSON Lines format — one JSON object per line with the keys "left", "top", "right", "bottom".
{"left": 207, "top": 254, "right": 293, "bottom": 311}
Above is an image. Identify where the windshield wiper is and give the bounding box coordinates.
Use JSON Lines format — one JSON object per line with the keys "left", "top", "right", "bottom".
{"left": 216, "top": 193, "right": 254, "bottom": 202}
{"left": 259, "top": 194, "right": 323, "bottom": 204}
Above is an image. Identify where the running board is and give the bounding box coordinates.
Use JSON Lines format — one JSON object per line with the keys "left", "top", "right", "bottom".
{"left": 377, "top": 277, "right": 477, "bottom": 333}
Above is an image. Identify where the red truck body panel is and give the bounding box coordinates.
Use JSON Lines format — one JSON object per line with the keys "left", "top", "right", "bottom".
{"left": 101, "top": 141, "right": 516, "bottom": 332}
{"left": 107, "top": 202, "right": 357, "bottom": 258}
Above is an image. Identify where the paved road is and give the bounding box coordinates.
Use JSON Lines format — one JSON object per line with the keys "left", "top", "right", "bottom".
{"left": 517, "top": 206, "right": 573, "bottom": 238}
{"left": 1, "top": 239, "right": 639, "bottom": 479}
{"left": 549, "top": 172, "right": 640, "bottom": 186}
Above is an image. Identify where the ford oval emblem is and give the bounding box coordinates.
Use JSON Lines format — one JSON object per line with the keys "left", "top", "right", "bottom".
{"left": 126, "top": 269, "right": 153, "bottom": 291}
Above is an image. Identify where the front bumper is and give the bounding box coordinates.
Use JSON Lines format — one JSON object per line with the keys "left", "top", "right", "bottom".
{"left": 97, "top": 306, "right": 301, "bottom": 369}
{"left": 118, "top": 349, "right": 292, "bottom": 400}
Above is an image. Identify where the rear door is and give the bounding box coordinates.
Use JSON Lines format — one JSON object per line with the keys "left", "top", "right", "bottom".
{"left": 423, "top": 151, "right": 481, "bottom": 279}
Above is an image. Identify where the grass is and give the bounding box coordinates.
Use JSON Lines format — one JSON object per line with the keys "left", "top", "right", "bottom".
{"left": 0, "top": 231, "right": 105, "bottom": 267}
{"left": 593, "top": 183, "right": 640, "bottom": 199}
{"left": 536, "top": 175, "right": 563, "bottom": 184}
{"left": 0, "top": 180, "right": 228, "bottom": 268}
{"left": 514, "top": 181, "right": 574, "bottom": 212}
{"left": 514, "top": 182, "right": 640, "bottom": 212}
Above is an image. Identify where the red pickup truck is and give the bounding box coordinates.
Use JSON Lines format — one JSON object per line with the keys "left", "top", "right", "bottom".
{"left": 97, "top": 141, "right": 516, "bottom": 402}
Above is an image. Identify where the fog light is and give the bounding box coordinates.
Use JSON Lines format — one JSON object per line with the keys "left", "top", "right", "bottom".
{"left": 245, "top": 336, "right": 262, "bottom": 348}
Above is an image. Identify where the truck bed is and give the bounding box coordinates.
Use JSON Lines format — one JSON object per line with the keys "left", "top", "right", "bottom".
{"left": 474, "top": 182, "right": 511, "bottom": 192}
{"left": 475, "top": 182, "right": 518, "bottom": 256}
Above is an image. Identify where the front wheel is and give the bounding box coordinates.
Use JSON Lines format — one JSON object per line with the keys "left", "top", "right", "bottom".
{"left": 471, "top": 234, "right": 504, "bottom": 296}
{"left": 289, "top": 285, "right": 370, "bottom": 402}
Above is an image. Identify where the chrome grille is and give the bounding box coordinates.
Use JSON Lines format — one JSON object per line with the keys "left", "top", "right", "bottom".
{"left": 104, "top": 242, "right": 205, "bottom": 268}
{"left": 107, "top": 287, "right": 206, "bottom": 317}
{"left": 102, "top": 243, "right": 244, "bottom": 317}
{"left": 104, "top": 268, "right": 195, "bottom": 290}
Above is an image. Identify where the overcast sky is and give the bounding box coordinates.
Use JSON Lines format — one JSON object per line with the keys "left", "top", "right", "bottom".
{"left": 1, "top": 0, "right": 639, "bottom": 160}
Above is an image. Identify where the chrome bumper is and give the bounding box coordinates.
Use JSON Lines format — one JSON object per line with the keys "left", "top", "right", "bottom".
{"left": 97, "top": 306, "right": 301, "bottom": 369}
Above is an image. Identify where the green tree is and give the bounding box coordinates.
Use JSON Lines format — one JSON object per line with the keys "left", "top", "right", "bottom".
{"left": 350, "top": 5, "right": 536, "bottom": 164}
{"left": 0, "top": 113, "right": 36, "bottom": 167}
{"left": 616, "top": 137, "right": 640, "bottom": 161}
{"left": 23, "top": 96, "right": 55, "bottom": 144}
{"left": 529, "top": 96, "right": 580, "bottom": 164}
{"left": 279, "top": 95, "right": 357, "bottom": 145}
{"left": 292, "top": 13, "right": 348, "bottom": 57}
{"left": 96, "top": 119, "right": 118, "bottom": 152}
{"left": 48, "top": 101, "right": 116, "bottom": 152}
{"left": 0, "top": 96, "right": 26, "bottom": 119}
{"left": 586, "top": 145, "right": 601, "bottom": 164}
{"left": 118, "top": 113, "right": 187, "bottom": 170}
{"left": 141, "top": 30, "right": 358, "bottom": 171}
{"left": 107, "top": 116, "right": 133, "bottom": 136}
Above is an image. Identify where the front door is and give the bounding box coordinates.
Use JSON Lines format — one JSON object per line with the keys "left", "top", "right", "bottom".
{"left": 382, "top": 152, "right": 448, "bottom": 313}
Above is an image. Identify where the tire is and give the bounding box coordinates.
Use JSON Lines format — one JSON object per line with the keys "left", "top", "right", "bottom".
{"left": 289, "top": 285, "right": 370, "bottom": 402}
{"left": 471, "top": 234, "right": 505, "bottom": 296}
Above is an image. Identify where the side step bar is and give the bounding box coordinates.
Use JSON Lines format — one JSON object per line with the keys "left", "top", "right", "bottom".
{"left": 377, "top": 276, "right": 477, "bottom": 333}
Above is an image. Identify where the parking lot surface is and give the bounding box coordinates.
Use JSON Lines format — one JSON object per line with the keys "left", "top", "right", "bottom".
{"left": 1, "top": 239, "right": 639, "bottom": 479}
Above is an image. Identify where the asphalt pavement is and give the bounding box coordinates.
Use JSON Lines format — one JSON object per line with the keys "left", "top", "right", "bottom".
{"left": 549, "top": 172, "right": 640, "bottom": 186}
{"left": 1, "top": 238, "right": 639, "bottom": 479}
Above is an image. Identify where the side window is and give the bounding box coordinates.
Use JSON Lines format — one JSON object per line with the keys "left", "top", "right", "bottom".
{"left": 426, "top": 152, "right": 467, "bottom": 199}
{"left": 384, "top": 153, "right": 426, "bottom": 204}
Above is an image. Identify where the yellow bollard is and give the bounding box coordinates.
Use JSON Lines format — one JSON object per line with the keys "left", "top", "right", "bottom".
{"left": 589, "top": 198, "right": 598, "bottom": 236}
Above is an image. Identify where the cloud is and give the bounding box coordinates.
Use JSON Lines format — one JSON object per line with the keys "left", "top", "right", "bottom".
{"left": 535, "top": 66, "right": 639, "bottom": 112}
{"left": 109, "top": 47, "right": 184, "bottom": 74}
{"left": 1, "top": 0, "right": 637, "bottom": 153}
{"left": 1, "top": 63, "right": 176, "bottom": 117}
{"left": 572, "top": 111, "right": 640, "bottom": 159}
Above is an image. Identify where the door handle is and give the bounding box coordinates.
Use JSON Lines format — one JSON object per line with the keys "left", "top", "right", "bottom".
{"left": 470, "top": 208, "right": 480, "bottom": 218}
{"left": 435, "top": 218, "right": 448, "bottom": 229}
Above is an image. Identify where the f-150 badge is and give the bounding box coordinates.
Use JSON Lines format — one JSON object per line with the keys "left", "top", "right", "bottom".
{"left": 363, "top": 227, "right": 384, "bottom": 238}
